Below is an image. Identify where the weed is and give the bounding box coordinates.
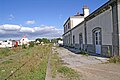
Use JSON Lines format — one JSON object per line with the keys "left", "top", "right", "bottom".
{"left": 0, "top": 48, "right": 15, "bottom": 58}
{"left": 22, "top": 44, "right": 27, "bottom": 49}
{"left": 2, "top": 60, "right": 13, "bottom": 64}
{"left": 109, "top": 56, "right": 120, "bottom": 63}
{"left": 58, "top": 66, "right": 80, "bottom": 80}
{"left": 29, "top": 41, "right": 34, "bottom": 48}
{"left": 0, "top": 48, "right": 10, "bottom": 54}
{"left": 79, "top": 51, "right": 88, "bottom": 56}
{"left": 51, "top": 52, "right": 59, "bottom": 78}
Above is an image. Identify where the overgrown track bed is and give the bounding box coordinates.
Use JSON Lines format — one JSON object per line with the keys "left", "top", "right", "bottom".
{"left": 0, "top": 47, "right": 23, "bottom": 59}
{"left": 4, "top": 56, "right": 33, "bottom": 80}
{"left": 0, "top": 45, "right": 51, "bottom": 80}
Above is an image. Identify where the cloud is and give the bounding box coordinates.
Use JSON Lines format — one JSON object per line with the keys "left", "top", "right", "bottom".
{"left": 0, "top": 29, "right": 5, "bottom": 34}
{"left": 0, "top": 24, "right": 21, "bottom": 31}
{"left": 0, "top": 24, "right": 63, "bottom": 40}
{"left": 20, "top": 27, "right": 35, "bottom": 33}
{"left": 26, "top": 20, "right": 36, "bottom": 25}
{"left": 8, "top": 14, "right": 15, "bottom": 20}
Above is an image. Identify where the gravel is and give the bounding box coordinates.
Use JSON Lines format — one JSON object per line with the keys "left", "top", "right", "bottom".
{"left": 56, "top": 47, "right": 120, "bottom": 80}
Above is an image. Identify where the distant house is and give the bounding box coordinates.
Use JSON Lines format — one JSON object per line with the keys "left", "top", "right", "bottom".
{"left": 0, "top": 40, "right": 17, "bottom": 48}
{"left": 20, "top": 36, "right": 29, "bottom": 45}
{"left": 16, "top": 40, "right": 20, "bottom": 46}
{"left": 12, "top": 40, "right": 20, "bottom": 47}
{"left": 63, "top": 0, "right": 120, "bottom": 57}
{"left": 58, "top": 40, "right": 63, "bottom": 46}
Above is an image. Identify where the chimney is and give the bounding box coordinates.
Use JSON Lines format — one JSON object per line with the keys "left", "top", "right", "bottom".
{"left": 83, "top": 5, "right": 90, "bottom": 17}
{"left": 75, "top": 12, "right": 80, "bottom": 16}
{"left": 77, "top": 12, "right": 80, "bottom": 15}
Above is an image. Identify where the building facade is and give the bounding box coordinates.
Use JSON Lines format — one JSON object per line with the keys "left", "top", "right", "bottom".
{"left": 63, "top": 0, "right": 120, "bottom": 57}
{"left": 20, "top": 36, "right": 29, "bottom": 45}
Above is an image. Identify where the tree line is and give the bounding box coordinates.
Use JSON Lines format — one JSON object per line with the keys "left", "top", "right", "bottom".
{"left": 35, "top": 38, "right": 62, "bottom": 43}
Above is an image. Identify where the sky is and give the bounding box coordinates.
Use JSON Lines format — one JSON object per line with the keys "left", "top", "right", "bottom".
{"left": 0, "top": 0, "right": 109, "bottom": 40}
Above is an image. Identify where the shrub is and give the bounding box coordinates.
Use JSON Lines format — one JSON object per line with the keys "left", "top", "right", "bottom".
{"left": 29, "top": 41, "right": 34, "bottom": 48}
{"left": 22, "top": 44, "right": 27, "bottom": 49}
{"left": 109, "top": 56, "right": 120, "bottom": 63}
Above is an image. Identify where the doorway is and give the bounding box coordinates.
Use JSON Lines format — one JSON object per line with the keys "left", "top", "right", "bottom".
{"left": 94, "top": 30, "right": 101, "bottom": 54}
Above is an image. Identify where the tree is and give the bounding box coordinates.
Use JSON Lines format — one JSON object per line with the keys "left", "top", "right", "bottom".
{"left": 56, "top": 38, "right": 63, "bottom": 41}
{"left": 51, "top": 39, "right": 57, "bottom": 43}
{"left": 35, "top": 38, "right": 42, "bottom": 43}
{"left": 29, "top": 41, "right": 34, "bottom": 48}
{"left": 41, "top": 38, "right": 50, "bottom": 43}
{"left": 51, "top": 38, "right": 63, "bottom": 43}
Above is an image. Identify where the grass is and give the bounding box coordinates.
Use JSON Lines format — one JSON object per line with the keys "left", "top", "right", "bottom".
{"left": 0, "top": 45, "right": 51, "bottom": 80}
{"left": 0, "top": 48, "right": 11, "bottom": 58}
{"left": 2, "top": 60, "right": 13, "bottom": 64}
{"left": 0, "top": 47, "right": 22, "bottom": 59}
{"left": 109, "top": 56, "right": 120, "bottom": 63}
{"left": 78, "top": 51, "right": 89, "bottom": 56}
{"left": 51, "top": 52, "right": 60, "bottom": 78}
{"left": 51, "top": 48, "right": 80, "bottom": 80}
{"left": 0, "top": 44, "right": 81, "bottom": 80}
{"left": 58, "top": 66, "right": 80, "bottom": 80}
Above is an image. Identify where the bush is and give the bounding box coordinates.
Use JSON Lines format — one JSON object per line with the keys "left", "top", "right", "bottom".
{"left": 29, "top": 41, "right": 34, "bottom": 48}
{"left": 41, "top": 38, "right": 50, "bottom": 43}
{"left": 109, "top": 56, "right": 120, "bottom": 63}
{"left": 22, "top": 44, "right": 27, "bottom": 49}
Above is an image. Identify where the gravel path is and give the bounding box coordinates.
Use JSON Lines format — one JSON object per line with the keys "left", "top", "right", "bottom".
{"left": 56, "top": 47, "right": 120, "bottom": 80}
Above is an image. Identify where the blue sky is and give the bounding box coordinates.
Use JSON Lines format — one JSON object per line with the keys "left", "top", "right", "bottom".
{"left": 0, "top": 0, "right": 108, "bottom": 40}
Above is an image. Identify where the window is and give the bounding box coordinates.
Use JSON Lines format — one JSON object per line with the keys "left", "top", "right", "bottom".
{"left": 79, "top": 33, "right": 83, "bottom": 45}
{"left": 68, "top": 23, "right": 70, "bottom": 29}
{"left": 73, "top": 35, "right": 75, "bottom": 44}
{"left": 66, "top": 25, "right": 67, "bottom": 30}
{"left": 4, "top": 40, "right": 7, "bottom": 42}
{"left": 64, "top": 27, "right": 65, "bottom": 32}
{"left": 95, "top": 30, "right": 101, "bottom": 45}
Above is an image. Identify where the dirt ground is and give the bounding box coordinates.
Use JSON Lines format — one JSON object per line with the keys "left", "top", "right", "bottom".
{"left": 56, "top": 47, "right": 120, "bottom": 80}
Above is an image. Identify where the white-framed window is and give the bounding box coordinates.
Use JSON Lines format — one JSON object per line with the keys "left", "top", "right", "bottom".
{"left": 95, "top": 30, "right": 101, "bottom": 45}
